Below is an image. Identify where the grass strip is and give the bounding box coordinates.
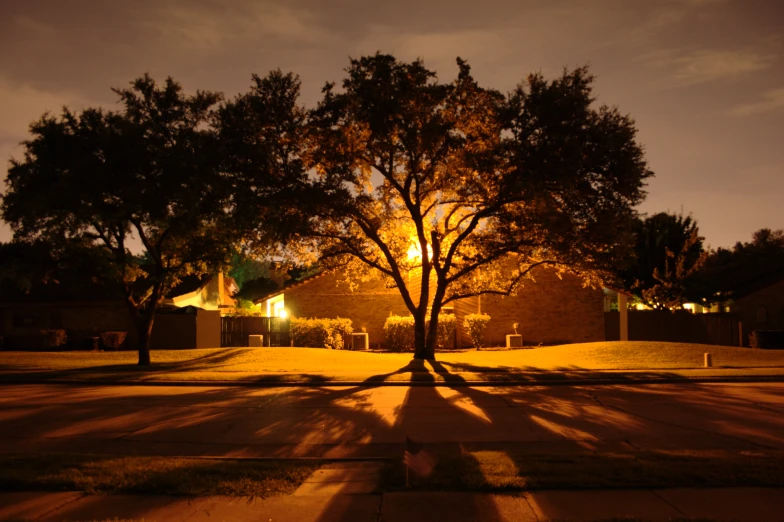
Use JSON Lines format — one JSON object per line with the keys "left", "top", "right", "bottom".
{"left": 0, "top": 454, "right": 320, "bottom": 498}
{"left": 381, "top": 449, "right": 784, "bottom": 491}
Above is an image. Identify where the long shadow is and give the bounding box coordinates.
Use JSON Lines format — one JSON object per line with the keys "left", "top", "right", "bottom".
{"left": 0, "top": 348, "right": 256, "bottom": 380}
{"left": 1, "top": 359, "right": 782, "bottom": 520}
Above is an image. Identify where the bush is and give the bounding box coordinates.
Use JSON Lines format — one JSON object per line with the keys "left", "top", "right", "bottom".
{"left": 463, "top": 313, "right": 491, "bottom": 348}
{"left": 100, "top": 331, "right": 128, "bottom": 351}
{"left": 40, "top": 329, "right": 67, "bottom": 349}
{"left": 383, "top": 314, "right": 457, "bottom": 352}
{"left": 384, "top": 316, "right": 415, "bottom": 352}
{"left": 290, "top": 317, "right": 353, "bottom": 349}
{"left": 749, "top": 330, "right": 784, "bottom": 349}
{"left": 230, "top": 298, "right": 264, "bottom": 317}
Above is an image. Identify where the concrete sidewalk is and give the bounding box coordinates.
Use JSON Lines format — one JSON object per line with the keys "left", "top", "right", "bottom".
{"left": 2, "top": 487, "right": 783, "bottom": 521}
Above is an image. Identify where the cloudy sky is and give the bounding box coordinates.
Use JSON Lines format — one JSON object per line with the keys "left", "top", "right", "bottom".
{"left": 1, "top": 0, "right": 782, "bottom": 248}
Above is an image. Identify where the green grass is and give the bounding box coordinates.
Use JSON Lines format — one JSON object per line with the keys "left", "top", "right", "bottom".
{"left": 380, "top": 449, "right": 784, "bottom": 492}
{"left": 0, "top": 454, "right": 320, "bottom": 498}
{"left": 0, "top": 342, "right": 782, "bottom": 384}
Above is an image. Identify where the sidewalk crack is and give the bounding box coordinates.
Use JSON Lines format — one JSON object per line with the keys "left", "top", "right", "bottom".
{"left": 521, "top": 493, "right": 541, "bottom": 521}
{"left": 651, "top": 489, "right": 686, "bottom": 516}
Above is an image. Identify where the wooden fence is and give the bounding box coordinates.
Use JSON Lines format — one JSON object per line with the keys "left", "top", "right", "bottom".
{"left": 221, "top": 317, "right": 291, "bottom": 347}
{"left": 605, "top": 311, "right": 741, "bottom": 346}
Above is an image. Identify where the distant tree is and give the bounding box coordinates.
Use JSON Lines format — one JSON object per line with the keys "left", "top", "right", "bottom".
{"left": 302, "top": 54, "right": 652, "bottom": 360}
{"left": 622, "top": 212, "right": 707, "bottom": 309}
{"left": 228, "top": 252, "right": 270, "bottom": 289}
{"left": 2, "top": 75, "right": 241, "bottom": 365}
{"left": 699, "top": 228, "right": 784, "bottom": 302}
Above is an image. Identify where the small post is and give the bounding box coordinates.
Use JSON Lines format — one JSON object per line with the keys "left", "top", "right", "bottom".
{"left": 704, "top": 353, "right": 712, "bottom": 367}
{"left": 619, "top": 293, "right": 628, "bottom": 341}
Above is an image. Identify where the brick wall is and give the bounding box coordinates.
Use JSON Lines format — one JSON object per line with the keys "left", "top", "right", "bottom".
{"left": 284, "top": 266, "right": 604, "bottom": 348}
{"left": 284, "top": 272, "right": 408, "bottom": 347}
{"left": 463, "top": 267, "right": 605, "bottom": 346}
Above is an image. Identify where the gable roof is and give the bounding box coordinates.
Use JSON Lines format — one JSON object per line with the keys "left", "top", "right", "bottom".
{"left": 252, "top": 270, "right": 327, "bottom": 303}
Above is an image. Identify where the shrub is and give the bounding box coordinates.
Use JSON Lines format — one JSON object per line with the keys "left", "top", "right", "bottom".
{"left": 383, "top": 314, "right": 457, "bottom": 352}
{"left": 463, "top": 313, "right": 491, "bottom": 348}
{"left": 40, "top": 329, "right": 67, "bottom": 349}
{"left": 230, "top": 298, "right": 264, "bottom": 317}
{"left": 384, "top": 316, "right": 415, "bottom": 352}
{"left": 749, "top": 330, "right": 784, "bottom": 349}
{"left": 100, "top": 331, "right": 128, "bottom": 351}
{"left": 290, "top": 317, "right": 353, "bottom": 349}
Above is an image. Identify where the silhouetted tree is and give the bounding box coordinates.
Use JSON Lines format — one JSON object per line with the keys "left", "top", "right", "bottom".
{"left": 622, "top": 212, "right": 707, "bottom": 309}
{"left": 302, "top": 55, "right": 652, "bottom": 360}
{"left": 2, "top": 76, "right": 242, "bottom": 365}
{"left": 699, "top": 228, "right": 784, "bottom": 303}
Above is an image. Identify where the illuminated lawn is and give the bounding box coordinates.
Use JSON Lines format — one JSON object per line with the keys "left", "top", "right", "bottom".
{"left": 0, "top": 342, "right": 782, "bottom": 383}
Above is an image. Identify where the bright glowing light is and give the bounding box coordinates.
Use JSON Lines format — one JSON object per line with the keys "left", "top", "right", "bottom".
{"left": 407, "top": 242, "right": 433, "bottom": 261}
{"left": 278, "top": 309, "right": 288, "bottom": 319}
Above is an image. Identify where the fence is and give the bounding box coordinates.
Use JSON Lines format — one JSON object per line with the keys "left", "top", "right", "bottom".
{"left": 605, "top": 311, "right": 741, "bottom": 346}
{"left": 221, "top": 317, "right": 291, "bottom": 347}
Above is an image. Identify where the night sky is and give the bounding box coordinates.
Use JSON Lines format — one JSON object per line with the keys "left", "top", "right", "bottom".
{"left": 1, "top": 0, "right": 782, "bottom": 248}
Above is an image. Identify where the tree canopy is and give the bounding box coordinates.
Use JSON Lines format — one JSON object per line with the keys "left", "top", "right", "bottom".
{"left": 301, "top": 54, "right": 652, "bottom": 359}
{"left": 2, "top": 75, "right": 257, "bottom": 364}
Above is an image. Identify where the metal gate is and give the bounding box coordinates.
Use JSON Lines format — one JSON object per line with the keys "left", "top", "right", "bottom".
{"left": 221, "top": 317, "right": 290, "bottom": 347}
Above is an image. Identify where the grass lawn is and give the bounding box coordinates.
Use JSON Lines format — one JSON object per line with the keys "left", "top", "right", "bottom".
{"left": 0, "top": 454, "right": 319, "bottom": 498}
{"left": 381, "top": 449, "right": 784, "bottom": 491}
{"left": 2, "top": 450, "right": 781, "bottom": 498}
{"left": 0, "top": 341, "right": 782, "bottom": 383}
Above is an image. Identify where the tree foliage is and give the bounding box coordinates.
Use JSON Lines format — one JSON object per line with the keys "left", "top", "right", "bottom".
{"left": 699, "top": 228, "right": 784, "bottom": 303}
{"left": 302, "top": 54, "right": 652, "bottom": 359}
{"left": 2, "top": 76, "right": 242, "bottom": 364}
{"left": 622, "top": 212, "right": 707, "bottom": 309}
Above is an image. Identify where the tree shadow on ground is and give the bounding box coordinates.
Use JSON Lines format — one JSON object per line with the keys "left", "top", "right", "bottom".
{"left": 1, "top": 360, "right": 782, "bottom": 521}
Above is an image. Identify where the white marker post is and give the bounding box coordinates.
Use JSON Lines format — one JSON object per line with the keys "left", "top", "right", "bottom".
{"left": 704, "top": 353, "right": 712, "bottom": 367}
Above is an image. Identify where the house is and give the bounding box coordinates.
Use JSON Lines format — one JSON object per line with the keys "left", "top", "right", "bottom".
{"left": 162, "top": 272, "right": 238, "bottom": 311}
{"left": 726, "top": 269, "right": 784, "bottom": 346}
{"left": 255, "top": 266, "right": 605, "bottom": 348}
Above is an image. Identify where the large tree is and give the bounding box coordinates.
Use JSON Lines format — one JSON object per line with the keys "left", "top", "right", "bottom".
{"left": 2, "top": 75, "right": 242, "bottom": 365}
{"left": 303, "top": 54, "right": 652, "bottom": 360}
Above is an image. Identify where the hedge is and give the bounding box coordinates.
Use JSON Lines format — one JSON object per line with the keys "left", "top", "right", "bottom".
{"left": 100, "top": 331, "right": 128, "bottom": 351}
{"left": 383, "top": 314, "right": 457, "bottom": 352}
{"left": 749, "top": 330, "right": 784, "bottom": 349}
{"left": 40, "top": 329, "right": 67, "bottom": 349}
{"left": 463, "top": 313, "right": 491, "bottom": 348}
{"left": 290, "top": 317, "right": 353, "bottom": 349}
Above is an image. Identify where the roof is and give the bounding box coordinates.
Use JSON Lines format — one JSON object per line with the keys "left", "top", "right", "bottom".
{"left": 253, "top": 270, "right": 326, "bottom": 304}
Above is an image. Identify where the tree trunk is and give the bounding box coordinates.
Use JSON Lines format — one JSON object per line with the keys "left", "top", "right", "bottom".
{"left": 136, "top": 316, "right": 154, "bottom": 366}
{"left": 123, "top": 286, "right": 163, "bottom": 367}
{"left": 413, "top": 310, "right": 433, "bottom": 360}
